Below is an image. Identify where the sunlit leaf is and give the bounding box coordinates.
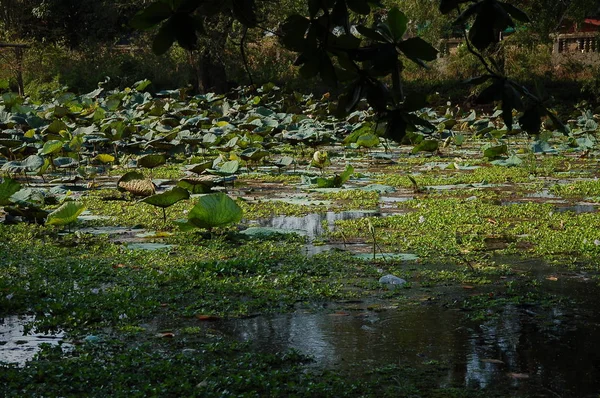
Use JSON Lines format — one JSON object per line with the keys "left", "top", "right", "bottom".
{"left": 46, "top": 201, "right": 86, "bottom": 226}
{"left": 180, "top": 192, "right": 243, "bottom": 230}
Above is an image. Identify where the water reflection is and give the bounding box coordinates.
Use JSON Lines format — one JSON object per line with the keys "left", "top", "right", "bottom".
{"left": 0, "top": 315, "right": 68, "bottom": 366}
{"left": 217, "top": 290, "right": 600, "bottom": 396}
{"left": 257, "top": 211, "right": 379, "bottom": 239}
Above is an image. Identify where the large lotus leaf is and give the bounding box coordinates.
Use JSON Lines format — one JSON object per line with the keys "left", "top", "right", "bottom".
{"left": 177, "top": 177, "right": 215, "bottom": 194}
{"left": 53, "top": 157, "right": 79, "bottom": 168}
{"left": 184, "top": 193, "right": 242, "bottom": 230}
{"left": 0, "top": 178, "right": 21, "bottom": 205}
{"left": 0, "top": 138, "right": 22, "bottom": 148}
{"left": 483, "top": 144, "right": 508, "bottom": 159}
{"left": 40, "top": 140, "right": 64, "bottom": 156}
{"left": 1, "top": 155, "right": 44, "bottom": 173}
{"left": 138, "top": 153, "right": 166, "bottom": 169}
{"left": 271, "top": 156, "right": 294, "bottom": 168}
{"left": 9, "top": 188, "right": 46, "bottom": 206}
{"left": 95, "top": 154, "right": 115, "bottom": 164}
{"left": 45, "top": 120, "right": 68, "bottom": 134}
{"left": 316, "top": 164, "right": 354, "bottom": 188}
{"left": 117, "top": 171, "right": 156, "bottom": 197}
{"left": 356, "top": 133, "right": 380, "bottom": 148}
{"left": 141, "top": 187, "right": 190, "bottom": 209}
{"left": 240, "top": 148, "right": 269, "bottom": 162}
{"left": 187, "top": 160, "right": 213, "bottom": 175}
{"left": 46, "top": 201, "right": 86, "bottom": 226}
{"left": 207, "top": 160, "right": 239, "bottom": 176}
{"left": 412, "top": 140, "right": 439, "bottom": 154}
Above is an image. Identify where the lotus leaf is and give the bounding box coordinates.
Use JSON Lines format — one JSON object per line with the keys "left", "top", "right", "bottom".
{"left": 117, "top": 171, "right": 156, "bottom": 197}
{"left": 316, "top": 164, "right": 354, "bottom": 188}
{"left": 95, "top": 154, "right": 115, "bottom": 164}
{"left": 138, "top": 153, "right": 166, "bottom": 169}
{"left": 356, "top": 133, "right": 380, "bottom": 148}
{"left": 141, "top": 186, "right": 190, "bottom": 223}
{"left": 1, "top": 155, "right": 44, "bottom": 174}
{"left": 141, "top": 187, "right": 190, "bottom": 209}
{"left": 0, "top": 178, "right": 21, "bottom": 205}
{"left": 240, "top": 148, "right": 269, "bottom": 162}
{"left": 483, "top": 144, "right": 508, "bottom": 159}
{"left": 40, "top": 140, "right": 64, "bottom": 156}
{"left": 207, "top": 160, "right": 239, "bottom": 176}
{"left": 46, "top": 201, "right": 86, "bottom": 226}
{"left": 179, "top": 192, "right": 242, "bottom": 231}
{"left": 412, "top": 140, "right": 439, "bottom": 154}
{"left": 187, "top": 161, "right": 213, "bottom": 175}
{"left": 178, "top": 179, "right": 213, "bottom": 195}
{"left": 53, "top": 157, "right": 79, "bottom": 169}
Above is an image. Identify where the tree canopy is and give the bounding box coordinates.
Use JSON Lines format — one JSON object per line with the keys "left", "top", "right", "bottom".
{"left": 131, "top": 0, "right": 577, "bottom": 141}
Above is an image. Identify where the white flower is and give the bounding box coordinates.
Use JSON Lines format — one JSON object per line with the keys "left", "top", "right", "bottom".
{"left": 418, "top": 216, "right": 426, "bottom": 224}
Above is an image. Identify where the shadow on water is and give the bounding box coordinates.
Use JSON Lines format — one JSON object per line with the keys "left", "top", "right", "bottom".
{"left": 210, "top": 267, "right": 600, "bottom": 397}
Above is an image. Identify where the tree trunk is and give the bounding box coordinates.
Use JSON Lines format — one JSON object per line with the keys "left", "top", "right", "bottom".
{"left": 197, "top": 15, "right": 233, "bottom": 93}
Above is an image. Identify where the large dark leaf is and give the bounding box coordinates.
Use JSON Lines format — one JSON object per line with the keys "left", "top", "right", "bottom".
{"left": 440, "top": 0, "right": 473, "bottom": 14}
{"left": 386, "top": 7, "right": 408, "bottom": 42}
{"left": 153, "top": 19, "right": 177, "bottom": 55}
{"left": 331, "top": 0, "right": 350, "bottom": 33}
{"left": 499, "top": 2, "right": 530, "bottom": 23}
{"left": 131, "top": 1, "right": 173, "bottom": 29}
{"left": 519, "top": 106, "right": 543, "bottom": 134}
{"left": 397, "top": 37, "right": 438, "bottom": 62}
{"left": 232, "top": 0, "right": 257, "bottom": 28}
{"left": 138, "top": 154, "right": 166, "bottom": 169}
{"left": 355, "top": 26, "right": 387, "bottom": 43}
{"left": 347, "top": 0, "right": 370, "bottom": 15}
{"left": 281, "top": 16, "right": 310, "bottom": 51}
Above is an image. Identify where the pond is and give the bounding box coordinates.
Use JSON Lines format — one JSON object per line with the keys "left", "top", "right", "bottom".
{"left": 214, "top": 270, "right": 600, "bottom": 397}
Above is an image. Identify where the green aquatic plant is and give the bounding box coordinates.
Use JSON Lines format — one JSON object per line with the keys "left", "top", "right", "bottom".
{"left": 0, "top": 177, "right": 20, "bottom": 205}
{"left": 46, "top": 201, "right": 86, "bottom": 229}
{"left": 140, "top": 186, "right": 190, "bottom": 224}
{"left": 176, "top": 192, "right": 243, "bottom": 234}
{"left": 316, "top": 164, "right": 354, "bottom": 188}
